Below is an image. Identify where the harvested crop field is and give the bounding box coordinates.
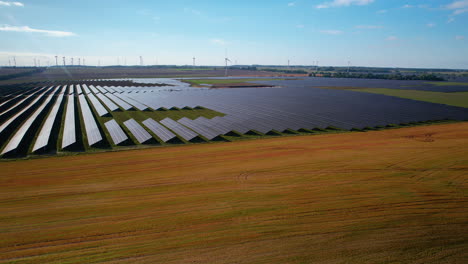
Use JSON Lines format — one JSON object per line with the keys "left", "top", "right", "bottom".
{"left": 1, "top": 123, "right": 467, "bottom": 263}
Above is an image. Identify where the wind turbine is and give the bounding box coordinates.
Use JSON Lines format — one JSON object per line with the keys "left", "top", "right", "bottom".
{"left": 63, "top": 57, "right": 66, "bottom": 66}
{"left": 71, "top": 58, "right": 74, "bottom": 66}
{"left": 55, "top": 56, "right": 58, "bottom": 66}
{"left": 224, "top": 57, "right": 231, "bottom": 77}
{"left": 193, "top": 57, "right": 196, "bottom": 67}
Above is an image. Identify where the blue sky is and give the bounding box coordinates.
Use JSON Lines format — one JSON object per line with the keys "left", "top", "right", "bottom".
{"left": 0, "top": 0, "right": 467, "bottom": 68}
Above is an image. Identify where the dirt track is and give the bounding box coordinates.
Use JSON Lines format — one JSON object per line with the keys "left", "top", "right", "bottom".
{"left": 1, "top": 123, "right": 467, "bottom": 263}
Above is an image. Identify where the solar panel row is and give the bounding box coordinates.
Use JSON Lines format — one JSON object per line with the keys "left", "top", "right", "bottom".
{"left": 105, "top": 93, "right": 133, "bottom": 110}
{"left": 78, "top": 95, "right": 102, "bottom": 146}
{"left": 1, "top": 87, "right": 58, "bottom": 154}
{"left": 104, "top": 119, "right": 128, "bottom": 145}
{"left": 160, "top": 117, "right": 198, "bottom": 141}
{"left": 61, "top": 95, "right": 76, "bottom": 149}
{"left": 141, "top": 118, "right": 176, "bottom": 142}
{"left": 123, "top": 119, "right": 152, "bottom": 143}
{"left": 33, "top": 86, "right": 66, "bottom": 152}
{"left": 96, "top": 93, "right": 119, "bottom": 111}
{"left": 0, "top": 88, "right": 49, "bottom": 135}
{"left": 87, "top": 93, "right": 109, "bottom": 116}
{"left": 177, "top": 117, "right": 220, "bottom": 140}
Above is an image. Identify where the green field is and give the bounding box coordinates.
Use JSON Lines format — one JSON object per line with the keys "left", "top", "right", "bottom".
{"left": 426, "top": 82, "right": 468, "bottom": 86}
{"left": 346, "top": 88, "right": 468, "bottom": 108}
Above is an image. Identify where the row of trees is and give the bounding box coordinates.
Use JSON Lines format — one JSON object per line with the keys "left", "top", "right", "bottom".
{"left": 310, "top": 72, "right": 445, "bottom": 81}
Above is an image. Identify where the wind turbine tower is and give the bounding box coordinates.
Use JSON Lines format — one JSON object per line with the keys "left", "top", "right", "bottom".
{"left": 13, "top": 56, "right": 16, "bottom": 67}
{"left": 193, "top": 57, "right": 196, "bottom": 67}
{"left": 55, "top": 56, "right": 58, "bottom": 66}
{"left": 347, "top": 61, "right": 351, "bottom": 74}
{"left": 63, "top": 57, "right": 66, "bottom": 66}
{"left": 78, "top": 58, "right": 81, "bottom": 66}
{"left": 71, "top": 58, "right": 74, "bottom": 66}
{"left": 224, "top": 57, "right": 231, "bottom": 77}
{"left": 139, "top": 56, "right": 144, "bottom": 66}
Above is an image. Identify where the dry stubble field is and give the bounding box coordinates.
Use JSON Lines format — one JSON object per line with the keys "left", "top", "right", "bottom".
{"left": 0, "top": 123, "right": 467, "bottom": 263}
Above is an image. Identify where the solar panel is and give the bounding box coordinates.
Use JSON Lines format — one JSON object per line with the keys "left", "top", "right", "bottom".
{"left": 0, "top": 86, "right": 46, "bottom": 117}
{"left": 76, "top": 85, "right": 83, "bottom": 95}
{"left": 96, "top": 93, "right": 119, "bottom": 111}
{"left": 33, "top": 87, "right": 66, "bottom": 152}
{"left": 104, "top": 119, "right": 128, "bottom": 145}
{"left": 81, "top": 84, "right": 91, "bottom": 94}
{"left": 78, "top": 95, "right": 103, "bottom": 146}
{"left": 142, "top": 118, "right": 176, "bottom": 142}
{"left": 105, "top": 93, "right": 133, "bottom": 110}
{"left": 86, "top": 93, "right": 109, "bottom": 116}
{"left": 123, "top": 119, "right": 152, "bottom": 143}
{"left": 89, "top": 85, "right": 100, "bottom": 94}
{"left": 0, "top": 88, "right": 48, "bottom": 135}
{"left": 177, "top": 117, "right": 220, "bottom": 140}
{"left": 119, "top": 95, "right": 149, "bottom": 111}
{"left": 2, "top": 89, "right": 57, "bottom": 155}
{"left": 61, "top": 95, "right": 76, "bottom": 149}
{"left": 160, "top": 117, "right": 198, "bottom": 141}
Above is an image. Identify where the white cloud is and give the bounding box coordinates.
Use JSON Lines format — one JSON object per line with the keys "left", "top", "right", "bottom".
{"left": 427, "top": 23, "right": 436, "bottom": 28}
{"left": 296, "top": 24, "right": 304, "bottom": 28}
{"left": 0, "top": 25, "right": 76, "bottom": 37}
{"left": 402, "top": 4, "right": 413, "bottom": 8}
{"left": 447, "top": 17, "right": 455, "bottom": 23}
{"left": 316, "top": 0, "right": 374, "bottom": 9}
{"left": 288, "top": 2, "right": 295, "bottom": 7}
{"left": 445, "top": 1, "right": 468, "bottom": 15}
{"left": 355, "top": 25, "right": 383, "bottom": 29}
{"left": 455, "top": 35, "right": 465, "bottom": 40}
{"left": 320, "top": 30, "right": 343, "bottom": 35}
{"left": 386, "top": 36, "right": 398, "bottom": 41}
{"left": 210, "top": 38, "right": 228, "bottom": 45}
{"left": 446, "top": 0, "right": 468, "bottom": 9}
{"left": 0, "top": 1, "right": 23, "bottom": 7}
{"left": 376, "top": 9, "right": 387, "bottom": 14}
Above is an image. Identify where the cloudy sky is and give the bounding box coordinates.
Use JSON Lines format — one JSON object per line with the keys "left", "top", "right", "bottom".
{"left": 0, "top": 0, "right": 467, "bottom": 68}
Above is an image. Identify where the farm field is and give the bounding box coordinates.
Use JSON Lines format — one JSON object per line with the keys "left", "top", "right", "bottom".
{"left": 0, "top": 122, "right": 467, "bottom": 263}
{"left": 322, "top": 87, "right": 468, "bottom": 108}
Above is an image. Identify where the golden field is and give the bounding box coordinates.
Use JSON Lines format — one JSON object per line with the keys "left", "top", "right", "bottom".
{"left": 0, "top": 123, "right": 467, "bottom": 263}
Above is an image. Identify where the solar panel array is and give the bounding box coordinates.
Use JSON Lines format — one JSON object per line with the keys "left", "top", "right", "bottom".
{"left": 1, "top": 77, "right": 468, "bottom": 157}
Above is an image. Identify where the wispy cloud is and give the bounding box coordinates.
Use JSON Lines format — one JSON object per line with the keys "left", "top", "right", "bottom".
{"left": 288, "top": 2, "right": 295, "bottom": 7}
{"left": 184, "top": 7, "right": 202, "bottom": 16}
{"left": 386, "top": 36, "right": 398, "bottom": 41}
{"left": 355, "top": 25, "right": 383, "bottom": 29}
{"left": 316, "top": 0, "right": 374, "bottom": 9}
{"left": 296, "top": 24, "right": 304, "bottom": 28}
{"left": 402, "top": 4, "right": 413, "bottom": 8}
{"left": 0, "top": 25, "right": 76, "bottom": 37}
{"left": 0, "top": 1, "right": 23, "bottom": 7}
{"left": 427, "top": 23, "right": 436, "bottom": 28}
{"left": 210, "top": 38, "right": 228, "bottom": 45}
{"left": 445, "top": 0, "right": 468, "bottom": 15}
{"left": 320, "top": 30, "right": 343, "bottom": 35}
{"left": 376, "top": 9, "right": 387, "bottom": 14}
{"left": 455, "top": 35, "right": 465, "bottom": 40}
